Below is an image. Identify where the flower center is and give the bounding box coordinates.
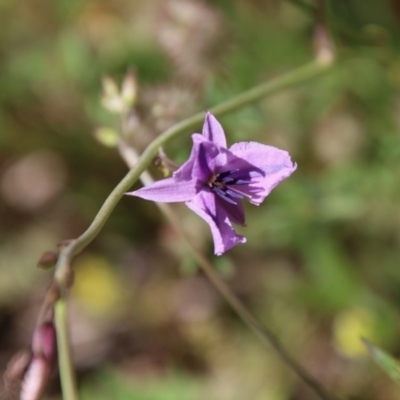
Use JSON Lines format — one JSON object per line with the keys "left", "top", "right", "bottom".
{"left": 207, "top": 170, "right": 252, "bottom": 205}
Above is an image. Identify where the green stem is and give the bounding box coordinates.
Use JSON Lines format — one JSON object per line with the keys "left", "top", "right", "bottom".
{"left": 118, "top": 143, "right": 338, "bottom": 400}
{"left": 53, "top": 60, "right": 333, "bottom": 400}
{"left": 55, "top": 298, "right": 79, "bottom": 400}
{"left": 56, "top": 60, "right": 331, "bottom": 279}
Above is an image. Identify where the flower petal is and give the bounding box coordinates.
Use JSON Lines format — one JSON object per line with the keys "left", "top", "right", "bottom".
{"left": 215, "top": 196, "right": 246, "bottom": 226}
{"left": 191, "top": 134, "right": 238, "bottom": 178}
{"left": 186, "top": 191, "right": 246, "bottom": 255}
{"left": 175, "top": 134, "right": 222, "bottom": 183}
{"left": 202, "top": 112, "right": 227, "bottom": 148}
{"left": 228, "top": 141, "right": 297, "bottom": 205}
{"left": 173, "top": 138, "right": 202, "bottom": 181}
{"left": 192, "top": 135, "right": 215, "bottom": 182}
{"left": 127, "top": 177, "right": 197, "bottom": 202}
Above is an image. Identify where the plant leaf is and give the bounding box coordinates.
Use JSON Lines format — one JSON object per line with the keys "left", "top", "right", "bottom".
{"left": 363, "top": 338, "right": 400, "bottom": 384}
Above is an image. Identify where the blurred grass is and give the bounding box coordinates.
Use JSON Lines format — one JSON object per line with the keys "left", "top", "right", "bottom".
{"left": 1, "top": 0, "right": 400, "bottom": 399}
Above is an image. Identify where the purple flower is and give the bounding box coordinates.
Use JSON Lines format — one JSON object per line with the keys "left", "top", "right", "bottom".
{"left": 127, "top": 113, "right": 296, "bottom": 255}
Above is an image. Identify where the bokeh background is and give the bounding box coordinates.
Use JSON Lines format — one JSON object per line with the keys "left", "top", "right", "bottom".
{"left": 1, "top": 0, "right": 400, "bottom": 399}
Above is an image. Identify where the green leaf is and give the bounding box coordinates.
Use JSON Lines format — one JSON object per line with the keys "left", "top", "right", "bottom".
{"left": 363, "top": 338, "right": 400, "bottom": 384}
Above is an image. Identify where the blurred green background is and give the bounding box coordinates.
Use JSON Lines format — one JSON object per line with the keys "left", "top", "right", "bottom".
{"left": 1, "top": 0, "right": 400, "bottom": 399}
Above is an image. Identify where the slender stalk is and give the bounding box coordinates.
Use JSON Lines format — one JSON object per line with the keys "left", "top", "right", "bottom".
{"left": 118, "top": 143, "right": 338, "bottom": 400}
{"left": 56, "top": 60, "right": 332, "bottom": 276}
{"left": 54, "top": 298, "right": 79, "bottom": 400}
{"left": 53, "top": 59, "right": 333, "bottom": 400}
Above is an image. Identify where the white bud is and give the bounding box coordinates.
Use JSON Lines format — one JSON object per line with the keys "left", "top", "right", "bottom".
{"left": 121, "top": 70, "right": 138, "bottom": 107}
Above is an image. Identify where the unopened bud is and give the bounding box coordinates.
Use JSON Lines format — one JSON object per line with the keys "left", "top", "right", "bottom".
{"left": 20, "top": 322, "right": 57, "bottom": 400}
{"left": 37, "top": 251, "right": 58, "bottom": 270}
{"left": 121, "top": 69, "right": 138, "bottom": 107}
{"left": 20, "top": 357, "right": 51, "bottom": 400}
{"left": 101, "top": 75, "right": 124, "bottom": 114}
{"left": 32, "top": 323, "right": 57, "bottom": 366}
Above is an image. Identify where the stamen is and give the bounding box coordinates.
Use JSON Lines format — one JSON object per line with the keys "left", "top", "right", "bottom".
{"left": 217, "top": 170, "right": 233, "bottom": 180}
{"left": 225, "top": 189, "right": 244, "bottom": 199}
{"left": 220, "top": 177, "right": 235, "bottom": 183}
{"left": 232, "top": 179, "right": 252, "bottom": 185}
{"left": 208, "top": 169, "right": 252, "bottom": 203}
{"left": 227, "top": 186, "right": 252, "bottom": 199}
{"left": 213, "top": 188, "right": 237, "bottom": 204}
{"left": 216, "top": 169, "right": 240, "bottom": 182}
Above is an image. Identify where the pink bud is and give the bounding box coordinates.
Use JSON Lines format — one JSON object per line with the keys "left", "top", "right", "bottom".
{"left": 19, "top": 322, "right": 57, "bottom": 400}
{"left": 32, "top": 322, "right": 57, "bottom": 366}
{"left": 20, "top": 356, "right": 51, "bottom": 400}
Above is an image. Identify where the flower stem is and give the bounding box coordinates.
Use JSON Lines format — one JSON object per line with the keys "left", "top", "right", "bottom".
{"left": 118, "top": 142, "right": 338, "bottom": 400}
{"left": 55, "top": 297, "right": 79, "bottom": 400}
{"left": 60, "top": 60, "right": 332, "bottom": 266}
{"left": 53, "top": 59, "right": 333, "bottom": 400}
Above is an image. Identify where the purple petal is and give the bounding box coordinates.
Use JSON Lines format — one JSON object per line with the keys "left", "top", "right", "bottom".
{"left": 127, "top": 177, "right": 197, "bottom": 202}
{"left": 202, "top": 112, "right": 227, "bottom": 148}
{"left": 229, "top": 141, "right": 297, "bottom": 205}
{"left": 186, "top": 191, "right": 246, "bottom": 255}
{"left": 172, "top": 131, "right": 227, "bottom": 183}
{"left": 197, "top": 136, "right": 238, "bottom": 172}
{"left": 173, "top": 138, "right": 202, "bottom": 181}
{"left": 190, "top": 134, "right": 232, "bottom": 183}
{"left": 216, "top": 196, "right": 246, "bottom": 226}
{"left": 191, "top": 135, "right": 215, "bottom": 182}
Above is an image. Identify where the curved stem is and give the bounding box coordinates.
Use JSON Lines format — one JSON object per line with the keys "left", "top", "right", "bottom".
{"left": 118, "top": 143, "right": 338, "bottom": 400}
{"left": 56, "top": 60, "right": 332, "bottom": 281}
{"left": 53, "top": 59, "right": 333, "bottom": 400}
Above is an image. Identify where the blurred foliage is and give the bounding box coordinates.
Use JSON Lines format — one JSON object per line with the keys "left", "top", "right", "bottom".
{"left": 364, "top": 339, "right": 400, "bottom": 385}
{"left": 2, "top": 0, "right": 400, "bottom": 399}
{"left": 81, "top": 370, "right": 202, "bottom": 400}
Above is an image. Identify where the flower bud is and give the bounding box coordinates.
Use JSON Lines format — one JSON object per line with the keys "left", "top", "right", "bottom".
{"left": 20, "top": 357, "right": 51, "bottom": 400}
{"left": 121, "top": 69, "right": 138, "bottom": 107}
{"left": 20, "top": 322, "right": 57, "bottom": 400}
{"left": 32, "top": 322, "right": 57, "bottom": 366}
{"left": 101, "top": 75, "right": 124, "bottom": 114}
{"left": 37, "top": 251, "right": 58, "bottom": 270}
